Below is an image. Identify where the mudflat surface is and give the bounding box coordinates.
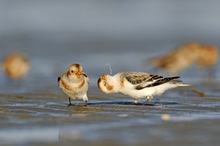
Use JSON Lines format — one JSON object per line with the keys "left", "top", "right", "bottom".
{"left": 0, "top": 44, "right": 220, "bottom": 146}
{"left": 0, "top": 42, "right": 220, "bottom": 146}
{"left": 0, "top": 83, "right": 220, "bottom": 146}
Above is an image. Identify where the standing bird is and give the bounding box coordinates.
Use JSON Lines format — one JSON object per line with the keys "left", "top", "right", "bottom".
{"left": 98, "top": 72, "right": 191, "bottom": 104}
{"left": 58, "top": 64, "right": 89, "bottom": 106}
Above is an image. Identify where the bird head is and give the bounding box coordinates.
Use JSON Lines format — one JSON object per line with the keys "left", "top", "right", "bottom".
{"left": 66, "top": 64, "right": 83, "bottom": 80}
{"left": 97, "top": 74, "right": 115, "bottom": 94}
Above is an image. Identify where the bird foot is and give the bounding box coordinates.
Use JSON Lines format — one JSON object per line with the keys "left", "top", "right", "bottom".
{"left": 142, "top": 100, "right": 149, "bottom": 105}
{"left": 130, "top": 100, "right": 138, "bottom": 105}
{"left": 84, "top": 100, "right": 88, "bottom": 107}
{"left": 68, "top": 103, "right": 75, "bottom": 107}
{"left": 130, "top": 102, "right": 137, "bottom": 105}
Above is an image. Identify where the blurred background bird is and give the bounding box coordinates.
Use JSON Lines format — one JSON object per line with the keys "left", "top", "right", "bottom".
{"left": 148, "top": 42, "right": 219, "bottom": 76}
{"left": 195, "top": 44, "right": 219, "bottom": 69}
{"left": 1, "top": 53, "right": 30, "bottom": 80}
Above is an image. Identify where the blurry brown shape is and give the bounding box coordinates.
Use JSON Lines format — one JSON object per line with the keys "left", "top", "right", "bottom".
{"left": 149, "top": 42, "right": 219, "bottom": 75}
{"left": 1, "top": 53, "right": 30, "bottom": 80}
{"left": 195, "top": 44, "right": 219, "bottom": 69}
{"left": 191, "top": 88, "right": 206, "bottom": 96}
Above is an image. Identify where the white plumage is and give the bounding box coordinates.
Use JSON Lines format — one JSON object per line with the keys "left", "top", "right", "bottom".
{"left": 98, "top": 72, "right": 190, "bottom": 104}
{"left": 58, "top": 64, "right": 89, "bottom": 106}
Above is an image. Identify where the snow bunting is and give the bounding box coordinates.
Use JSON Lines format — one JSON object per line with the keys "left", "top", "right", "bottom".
{"left": 149, "top": 42, "right": 200, "bottom": 75}
{"left": 1, "top": 53, "right": 30, "bottom": 80}
{"left": 97, "top": 72, "right": 191, "bottom": 104}
{"left": 58, "top": 64, "right": 89, "bottom": 106}
{"left": 148, "top": 42, "right": 219, "bottom": 75}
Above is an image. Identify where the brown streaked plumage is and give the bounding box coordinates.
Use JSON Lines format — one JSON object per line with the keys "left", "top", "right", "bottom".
{"left": 106, "top": 84, "right": 114, "bottom": 91}
{"left": 120, "top": 77, "right": 125, "bottom": 88}
{"left": 58, "top": 64, "right": 89, "bottom": 106}
{"left": 78, "top": 80, "right": 85, "bottom": 89}
{"left": 61, "top": 80, "right": 73, "bottom": 92}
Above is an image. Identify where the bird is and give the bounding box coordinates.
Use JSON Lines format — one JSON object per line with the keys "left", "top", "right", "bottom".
{"left": 97, "top": 72, "right": 191, "bottom": 104}
{"left": 195, "top": 44, "right": 219, "bottom": 69}
{"left": 1, "top": 53, "right": 30, "bottom": 80}
{"left": 148, "top": 42, "right": 200, "bottom": 75}
{"left": 58, "top": 64, "right": 89, "bottom": 106}
{"left": 148, "top": 42, "right": 219, "bottom": 75}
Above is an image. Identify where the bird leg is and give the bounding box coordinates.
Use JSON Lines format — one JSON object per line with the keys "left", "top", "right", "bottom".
{"left": 84, "top": 100, "right": 88, "bottom": 106}
{"left": 142, "top": 99, "right": 149, "bottom": 105}
{"left": 68, "top": 97, "right": 74, "bottom": 106}
{"left": 148, "top": 95, "right": 153, "bottom": 101}
{"left": 142, "top": 95, "right": 153, "bottom": 105}
{"left": 130, "top": 99, "right": 139, "bottom": 105}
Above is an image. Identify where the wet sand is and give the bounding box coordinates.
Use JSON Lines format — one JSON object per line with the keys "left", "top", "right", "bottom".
{"left": 0, "top": 84, "right": 220, "bottom": 146}
{"left": 0, "top": 42, "right": 219, "bottom": 146}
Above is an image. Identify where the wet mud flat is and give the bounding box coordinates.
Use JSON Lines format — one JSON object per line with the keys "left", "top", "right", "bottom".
{"left": 0, "top": 84, "right": 220, "bottom": 146}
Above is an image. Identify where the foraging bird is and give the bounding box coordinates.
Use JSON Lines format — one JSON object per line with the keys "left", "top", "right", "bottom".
{"left": 58, "top": 64, "right": 89, "bottom": 106}
{"left": 149, "top": 42, "right": 219, "bottom": 75}
{"left": 98, "top": 72, "right": 191, "bottom": 104}
{"left": 1, "top": 53, "right": 30, "bottom": 80}
{"left": 149, "top": 42, "right": 200, "bottom": 75}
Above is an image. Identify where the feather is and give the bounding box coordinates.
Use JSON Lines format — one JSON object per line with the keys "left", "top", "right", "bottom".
{"left": 136, "top": 76, "right": 180, "bottom": 90}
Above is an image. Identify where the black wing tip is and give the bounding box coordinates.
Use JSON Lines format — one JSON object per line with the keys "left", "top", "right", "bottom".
{"left": 136, "top": 76, "right": 181, "bottom": 90}
{"left": 157, "top": 76, "right": 181, "bottom": 84}
{"left": 57, "top": 77, "right": 61, "bottom": 82}
{"left": 83, "top": 73, "right": 88, "bottom": 77}
{"left": 169, "top": 76, "right": 180, "bottom": 80}
{"left": 135, "top": 85, "right": 144, "bottom": 90}
{"left": 149, "top": 74, "right": 163, "bottom": 80}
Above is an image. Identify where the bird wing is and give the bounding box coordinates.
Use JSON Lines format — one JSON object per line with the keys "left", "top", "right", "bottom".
{"left": 57, "top": 77, "right": 61, "bottom": 82}
{"left": 135, "top": 76, "right": 180, "bottom": 90}
{"left": 123, "top": 72, "right": 164, "bottom": 86}
{"left": 83, "top": 72, "right": 89, "bottom": 84}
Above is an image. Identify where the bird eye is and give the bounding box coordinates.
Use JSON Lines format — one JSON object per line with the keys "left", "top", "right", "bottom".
{"left": 71, "top": 70, "right": 74, "bottom": 73}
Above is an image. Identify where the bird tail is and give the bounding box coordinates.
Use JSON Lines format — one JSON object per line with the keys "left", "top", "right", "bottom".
{"left": 172, "top": 79, "right": 192, "bottom": 86}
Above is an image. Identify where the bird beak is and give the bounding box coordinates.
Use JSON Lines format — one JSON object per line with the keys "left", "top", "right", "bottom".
{"left": 101, "top": 75, "right": 106, "bottom": 81}
{"left": 76, "top": 71, "right": 81, "bottom": 78}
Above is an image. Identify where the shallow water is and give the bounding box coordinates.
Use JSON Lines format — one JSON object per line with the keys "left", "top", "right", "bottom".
{"left": 1, "top": 41, "right": 220, "bottom": 146}
{"left": 0, "top": 73, "right": 220, "bottom": 146}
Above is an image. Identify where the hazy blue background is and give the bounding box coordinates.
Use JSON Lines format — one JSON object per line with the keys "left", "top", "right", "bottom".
{"left": 0, "top": 0, "right": 219, "bottom": 90}
{"left": 1, "top": 0, "right": 220, "bottom": 43}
